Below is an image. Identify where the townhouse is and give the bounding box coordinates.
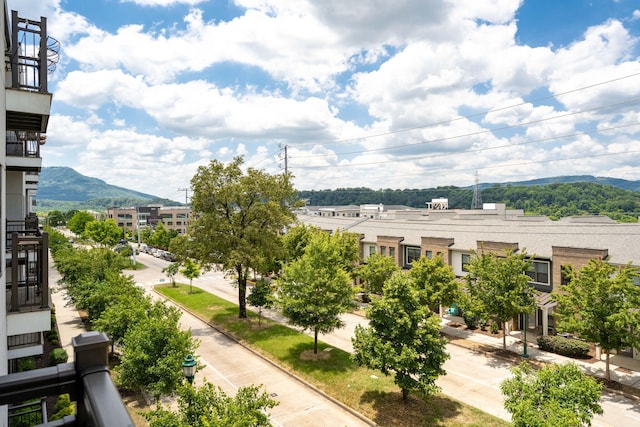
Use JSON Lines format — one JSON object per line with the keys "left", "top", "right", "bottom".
{"left": 298, "top": 201, "right": 640, "bottom": 361}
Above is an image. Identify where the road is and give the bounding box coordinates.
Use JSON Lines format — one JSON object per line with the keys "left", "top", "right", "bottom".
{"left": 131, "top": 252, "right": 640, "bottom": 427}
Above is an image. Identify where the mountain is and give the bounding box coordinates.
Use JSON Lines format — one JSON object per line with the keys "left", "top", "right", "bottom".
{"left": 38, "top": 167, "right": 156, "bottom": 201}
{"left": 479, "top": 175, "right": 640, "bottom": 192}
{"left": 36, "top": 166, "right": 180, "bottom": 212}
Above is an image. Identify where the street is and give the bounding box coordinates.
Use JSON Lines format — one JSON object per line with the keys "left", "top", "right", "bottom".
{"left": 130, "top": 252, "right": 640, "bottom": 427}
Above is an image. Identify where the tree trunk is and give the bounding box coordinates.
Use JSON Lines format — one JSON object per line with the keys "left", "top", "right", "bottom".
{"left": 237, "top": 266, "right": 247, "bottom": 318}
{"left": 605, "top": 350, "right": 610, "bottom": 381}
{"left": 314, "top": 328, "right": 319, "bottom": 354}
{"left": 503, "top": 321, "right": 507, "bottom": 350}
{"left": 402, "top": 388, "right": 409, "bottom": 400}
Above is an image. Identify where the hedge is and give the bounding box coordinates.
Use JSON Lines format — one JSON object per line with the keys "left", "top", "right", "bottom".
{"left": 537, "top": 335, "right": 590, "bottom": 358}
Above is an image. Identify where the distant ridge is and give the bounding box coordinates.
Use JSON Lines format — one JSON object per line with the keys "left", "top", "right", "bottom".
{"left": 38, "top": 167, "right": 156, "bottom": 201}
{"left": 479, "top": 175, "right": 640, "bottom": 192}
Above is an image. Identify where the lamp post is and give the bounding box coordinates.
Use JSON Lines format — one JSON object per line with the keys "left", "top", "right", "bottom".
{"left": 182, "top": 354, "right": 196, "bottom": 384}
{"left": 522, "top": 291, "right": 529, "bottom": 359}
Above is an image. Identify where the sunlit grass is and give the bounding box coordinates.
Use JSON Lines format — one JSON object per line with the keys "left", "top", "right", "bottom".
{"left": 157, "top": 283, "right": 508, "bottom": 427}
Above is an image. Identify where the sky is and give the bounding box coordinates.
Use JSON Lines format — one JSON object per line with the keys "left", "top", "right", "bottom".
{"left": 10, "top": 0, "right": 640, "bottom": 202}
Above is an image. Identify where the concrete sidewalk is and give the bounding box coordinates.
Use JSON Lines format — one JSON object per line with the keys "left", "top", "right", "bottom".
{"left": 440, "top": 314, "right": 640, "bottom": 390}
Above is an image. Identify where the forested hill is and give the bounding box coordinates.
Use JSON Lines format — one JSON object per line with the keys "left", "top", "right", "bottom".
{"left": 298, "top": 179, "right": 640, "bottom": 221}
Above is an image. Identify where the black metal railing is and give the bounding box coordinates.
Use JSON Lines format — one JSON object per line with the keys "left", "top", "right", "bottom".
{"left": 6, "top": 131, "right": 42, "bottom": 158}
{"left": 6, "top": 231, "right": 49, "bottom": 312}
{"left": 0, "top": 332, "right": 134, "bottom": 427}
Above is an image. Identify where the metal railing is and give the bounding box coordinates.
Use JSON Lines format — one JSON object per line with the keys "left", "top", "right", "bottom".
{"left": 7, "top": 232, "right": 49, "bottom": 312}
{"left": 0, "top": 332, "right": 134, "bottom": 426}
{"left": 5, "top": 131, "right": 42, "bottom": 158}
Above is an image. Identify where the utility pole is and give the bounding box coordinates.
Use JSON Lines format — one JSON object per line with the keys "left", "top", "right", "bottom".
{"left": 178, "top": 187, "right": 190, "bottom": 234}
{"left": 471, "top": 171, "right": 483, "bottom": 210}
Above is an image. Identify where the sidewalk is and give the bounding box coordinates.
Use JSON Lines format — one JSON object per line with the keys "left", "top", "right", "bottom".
{"left": 440, "top": 314, "right": 640, "bottom": 391}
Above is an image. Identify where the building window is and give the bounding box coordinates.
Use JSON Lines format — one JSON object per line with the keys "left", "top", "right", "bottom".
{"left": 425, "top": 250, "right": 433, "bottom": 259}
{"left": 461, "top": 253, "right": 471, "bottom": 272}
{"left": 389, "top": 247, "right": 395, "bottom": 259}
{"left": 406, "top": 247, "right": 421, "bottom": 264}
{"left": 380, "top": 246, "right": 386, "bottom": 256}
{"left": 527, "top": 260, "right": 550, "bottom": 285}
{"left": 369, "top": 246, "right": 376, "bottom": 256}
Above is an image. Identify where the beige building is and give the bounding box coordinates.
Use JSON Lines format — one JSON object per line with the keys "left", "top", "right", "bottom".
{"left": 299, "top": 201, "right": 640, "bottom": 361}
{"left": 106, "top": 205, "right": 190, "bottom": 235}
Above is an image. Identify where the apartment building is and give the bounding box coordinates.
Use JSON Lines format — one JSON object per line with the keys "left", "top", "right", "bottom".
{"left": 299, "top": 201, "right": 640, "bottom": 361}
{"left": 106, "top": 205, "right": 190, "bottom": 235}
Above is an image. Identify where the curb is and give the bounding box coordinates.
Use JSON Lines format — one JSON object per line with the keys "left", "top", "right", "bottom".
{"left": 152, "top": 287, "right": 378, "bottom": 427}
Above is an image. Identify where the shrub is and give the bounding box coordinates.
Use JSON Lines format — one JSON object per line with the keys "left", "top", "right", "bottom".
{"left": 50, "top": 394, "right": 74, "bottom": 421}
{"left": 17, "top": 357, "right": 36, "bottom": 372}
{"left": 49, "top": 348, "right": 69, "bottom": 366}
{"left": 537, "top": 335, "right": 590, "bottom": 358}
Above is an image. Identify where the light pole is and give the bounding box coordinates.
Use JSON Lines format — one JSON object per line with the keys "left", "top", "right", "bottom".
{"left": 522, "top": 291, "right": 529, "bottom": 358}
{"left": 182, "top": 354, "right": 196, "bottom": 384}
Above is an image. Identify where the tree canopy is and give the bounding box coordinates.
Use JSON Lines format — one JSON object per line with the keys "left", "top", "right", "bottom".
{"left": 357, "top": 252, "right": 400, "bottom": 299}
{"left": 408, "top": 255, "right": 459, "bottom": 315}
{"left": 84, "top": 218, "right": 123, "bottom": 246}
{"left": 67, "top": 211, "right": 96, "bottom": 235}
{"left": 553, "top": 258, "right": 640, "bottom": 380}
{"left": 186, "top": 157, "right": 298, "bottom": 318}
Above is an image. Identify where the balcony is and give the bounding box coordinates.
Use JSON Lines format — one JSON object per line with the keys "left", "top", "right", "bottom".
{"left": 6, "top": 130, "right": 43, "bottom": 172}
{"left": 6, "top": 225, "right": 50, "bottom": 337}
{"left": 0, "top": 332, "right": 134, "bottom": 427}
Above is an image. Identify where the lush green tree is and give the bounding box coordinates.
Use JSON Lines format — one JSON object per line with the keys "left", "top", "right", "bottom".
{"left": 180, "top": 258, "right": 201, "bottom": 294}
{"left": 144, "top": 382, "right": 278, "bottom": 427}
{"left": 82, "top": 273, "right": 142, "bottom": 322}
{"left": 163, "top": 262, "right": 181, "bottom": 287}
{"left": 408, "top": 255, "right": 459, "bottom": 315}
{"left": 352, "top": 272, "right": 449, "bottom": 400}
{"left": 501, "top": 362, "right": 603, "bottom": 427}
{"left": 187, "top": 157, "right": 298, "bottom": 318}
{"left": 553, "top": 259, "right": 640, "bottom": 380}
{"left": 94, "top": 293, "right": 151, "bottom": 354}
{"left": 277, "top": 230, "right": 356, "bottom": 354}
{"left": 67, "top": 211, "right": 96, "bottom": 235}
{"left": 44, "top": 226, "right": 73, "bottom": 256}
{"left": 464, "top": 250, "right": 537, "bottom": 350}
{"left": 247, "top": 279, "right": 273, "bottom": 328}
{"left": 47, "top": 210, "right": 66, "bottom": 227}
{"left": 149, "top": 222, "right": 178, "bottom": 250}
{"left": 357, "top": 252, "right": 400, "bottom": 300}
{"left": 116, "top": 302, "right": 198, "bottom": 403}
{"left": 84, "top": 218, "right": 124, "bottom": 247}
{"left": 281, "top": 223, "right": 320, "bottom": 263}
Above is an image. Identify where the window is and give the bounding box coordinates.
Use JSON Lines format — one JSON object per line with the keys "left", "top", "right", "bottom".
{"left": 425, "top": 250, "right": 433, "bottom": 259}
{"left": 527, "top": 260, "right": 550, "bottom": 285}
{"left": 406, "top": 247, "right": 421, "bottom": 264}
{"left": 369, "top": 246, "right": 376, "bottom": 256}
{"left": 389, "top": 247, "right": 395, "bottom": 259}
{"left": 380, "top": 246, "right": 386, "bottom": 256}
{"left": 461, "top": 254, "right": 471, "bottom": 272}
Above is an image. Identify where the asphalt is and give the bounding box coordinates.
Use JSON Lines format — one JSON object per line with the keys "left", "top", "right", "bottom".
{"left": 49, "top": 251, "right": 640, "bottom": 426}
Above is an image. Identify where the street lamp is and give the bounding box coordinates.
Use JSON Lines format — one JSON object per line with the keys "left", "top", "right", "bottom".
{"left": 522, "top": 291, "right": 529, "bottom": 359}
{"left": 182, "top": 354, "right": 196, "bottom": 384}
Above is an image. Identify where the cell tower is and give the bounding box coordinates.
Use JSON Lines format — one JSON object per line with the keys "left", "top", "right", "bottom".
{"left": 471, "top": 171, "right": 483, "bottom": 209}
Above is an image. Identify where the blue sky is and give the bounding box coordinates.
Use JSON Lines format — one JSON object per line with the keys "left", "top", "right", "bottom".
{"left": 10, "top": 0, "right": 640, "bottom": 201}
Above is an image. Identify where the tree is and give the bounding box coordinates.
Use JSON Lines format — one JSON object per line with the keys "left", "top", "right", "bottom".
{"left": 47, "top": 210, "right": 66, "bottom": 227}
{"left": 247, "top": 279, "right": 273, "bottom": 328}
{"left": 116, "top": 302, "right": 198, "bottom": 403}
{"left": 352, "top": 272, "right": 449, "bottom": 400}
{"left": 464, "top": 250, "right": 537, "bottom": 350}
{"left": 94, "top": 292, "right": 151, "bottom": 354}
{"left": 67, "top": 211, "right": 96, "bottom": 235}
{"left": 281, "top": 223, "right": 319, "bottom": 263}
{"left": 180, "top": 258, "right": 201, "bottom": 294}
{"left": 187, "top": 157, "right": 298, "bottom": 318}
{"left": 553, "top": 259, "right": 640, "bottom": 380}
{"left": 357, "top": 252, "right": 400, "bottom": 301}
{"left": 163, "top": 262, "right": 181, "bottom": 287}
{"left": 277, "top": 230, "right": 356, "bottom": 354}
{"left": 501, "top": 362, "right": 603, "bottom": 427}
{"left": 408, "top": 255, "right": 459, "bottom": 315}
{"left": 149, "top": 221, "right": 178, "bottom": 250}
{"left": 84, "top": 219, "right": 123, "bottom": 247}
{"left": 144, "top": 382, "right": 278, "bottom": 427}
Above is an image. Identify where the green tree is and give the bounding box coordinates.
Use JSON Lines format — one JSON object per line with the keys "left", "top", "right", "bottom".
{"left": 352, "top": 272, "right": 449, "bottom": 400}
{"left": 84, "top": 218, "right": 123, "bottom": 247}
{"left": 163, "top": 262, "right": 181, "bottom": 287}
{"left": 277, "top": 230, "right": 356, "bottom": 354}
{"left": 408, "top": 255, "right": 459, "bottom": 315}
{"left": 47, "top": 210, "right": 66, "bottom": 227}
{"left": 67, "top": 211, "right": 96, "bottom": 235}
{"left": 144, "top": 382, "right": 278, "bottom": 427}
{"left": 149, "top": 221, "right": 178, "bottom": 250}
{"left": 553, "top": 259, "right": 640, "bottom": 380}
{"left": 180, "top": 258, "right": 201, "bottom": 294}
{"left": 247, "top": 279, "right": 273, "bottom": 328}
{"left": 501, "top": 362, "right": 603, "bottom": 427}
{"left": 116, "top": 302, "right": 198, "bottom": 403}
{"left": 357, "top": 252, "right": 400, "bottom": 300}
{"left": 94, "top": 293, "right": 151, "bottom": 354}
{"left": 465, "top": 250, "right": 536, "bottom": 350}
{"left": 187, "top": 157, "right": 298, "bottom": 318}
{"left": 281, "top": 223, "right": 319, "bottom": 263}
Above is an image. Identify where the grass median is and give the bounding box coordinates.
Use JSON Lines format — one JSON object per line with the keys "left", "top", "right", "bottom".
{"left": 157, "top": 283, "right": 508, "bottom": 427}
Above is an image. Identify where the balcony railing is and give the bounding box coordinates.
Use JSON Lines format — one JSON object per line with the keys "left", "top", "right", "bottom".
{"left": 6, "top": 131, "right": 42, "bottom": 158}
{"left": 6, "top": 231, "right": 49, "bottom": 313}
{"left": 0, "top": 332, "right": 134, "bottom": 426}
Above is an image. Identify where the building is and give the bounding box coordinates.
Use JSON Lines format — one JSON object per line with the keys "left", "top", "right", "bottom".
{"left": 299, "top": 201, "right": 640, "bottom": 361}
{"left": 106, "top": 205, "right": 190, "bottom": 235}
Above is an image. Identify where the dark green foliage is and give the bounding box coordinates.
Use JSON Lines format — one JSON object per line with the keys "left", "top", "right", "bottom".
{"left": 50, "top": 394, "right": 74, "bottom": 421}
{"left": 17, "top": 357, "right": 36, "bottom": 372}
{"left": 537, "top": 336, "right": 590, "bottom": 358}
{"left": 46, "top": 329, "right": 59, "bottom": 345}
{"left": 49, "top": 348, "right": 69, "bottom": 366}
{"left": 44, "top": 226, "right": 73, "bottom": 256}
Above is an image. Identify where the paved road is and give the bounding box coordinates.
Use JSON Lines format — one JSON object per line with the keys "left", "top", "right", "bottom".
{"left": 132, "top": 253, "right": 640, "bottom": 427}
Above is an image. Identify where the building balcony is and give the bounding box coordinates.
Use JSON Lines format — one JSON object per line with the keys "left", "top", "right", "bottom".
{"left": 5, "top": 131, "right": 43, "bottom": 172}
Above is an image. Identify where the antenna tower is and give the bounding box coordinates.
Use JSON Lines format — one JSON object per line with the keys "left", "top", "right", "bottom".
{"left": 471, "top": 171, "right": 483, "bottom": 209}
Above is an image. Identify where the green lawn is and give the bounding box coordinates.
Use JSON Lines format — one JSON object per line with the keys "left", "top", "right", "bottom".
{"left": 157, "top": 284, "right": 509, "bottom": 427}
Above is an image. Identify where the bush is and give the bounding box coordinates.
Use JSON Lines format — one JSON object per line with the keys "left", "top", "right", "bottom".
{"left": 49, "top": 348, "right": 69, "bottom": 366}
{"left": 17, "top": 357, "right": 36, "bottom": 372}
{"left": 50, "top": 394, "right": 74, "bottom": 421}
{"left": 537, "top": 335, "right": 590, "bottom": 358}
